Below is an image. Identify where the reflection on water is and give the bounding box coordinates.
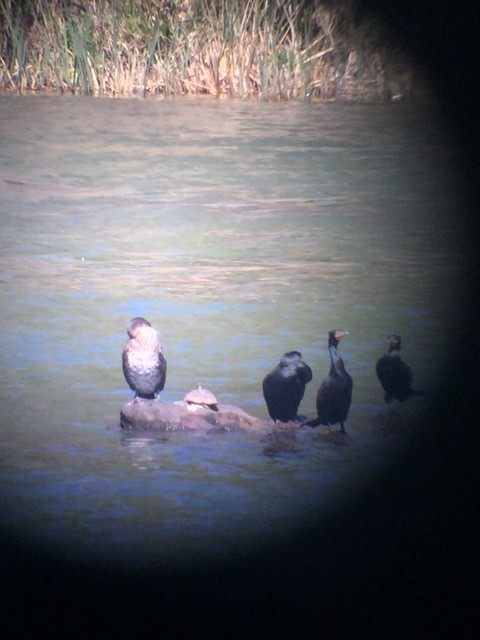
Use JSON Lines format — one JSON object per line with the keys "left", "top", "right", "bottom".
{"left": 0, "top": 95, "right": 467, "bottom": 569}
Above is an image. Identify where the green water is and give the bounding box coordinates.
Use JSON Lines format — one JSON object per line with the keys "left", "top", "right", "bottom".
{"left": 0, "top": 94, "right": 468, "bottom": 569}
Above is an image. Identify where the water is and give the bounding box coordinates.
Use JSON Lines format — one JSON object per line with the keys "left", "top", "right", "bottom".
{"left": 0, "top": 94, "right": 468, "bottom": 570}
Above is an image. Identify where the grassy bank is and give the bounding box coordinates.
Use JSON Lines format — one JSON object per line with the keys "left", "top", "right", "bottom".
{"left": 0, "top": 0, "right": 425, "bottom": 101}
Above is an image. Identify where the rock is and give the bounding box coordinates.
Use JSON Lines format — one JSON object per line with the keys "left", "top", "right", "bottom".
{"left": 261, "top": 421, "right": 304, "bottom": 456}
{"left": 119, "top": 399, "right": 272, "bottom": 433}
{"left": 120, "top": 399, "right": 186, "bottom": 431}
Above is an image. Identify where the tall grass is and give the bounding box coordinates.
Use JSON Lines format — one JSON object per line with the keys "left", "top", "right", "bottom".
{"left": 0, "top": 0, "right": 424, "bottom": 101}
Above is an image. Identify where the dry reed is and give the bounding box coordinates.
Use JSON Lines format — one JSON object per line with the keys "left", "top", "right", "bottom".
{"left": 0, "top": 0, "right": 425, "bottom": 101}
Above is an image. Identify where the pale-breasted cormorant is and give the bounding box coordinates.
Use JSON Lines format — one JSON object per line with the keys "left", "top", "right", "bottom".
{"left": 262, "top": 351, "right": 313, "bottom": 423}
{"left": 122, "top": 317, "right": 167, "bottom": 400}
{"left": 376, "top": 334, "right": 427, "bottom": 402}
{"left": 306, "top": 330, "right": 352, "bottom": 434}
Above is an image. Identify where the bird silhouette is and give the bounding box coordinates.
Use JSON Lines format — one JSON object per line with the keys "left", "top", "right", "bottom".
{"left": 262, "top": 351, "right": 313, "bottom": 422}
{"left": 306, "top": 330, "right": 352, "bottom": 434}
{"left": 376, "top": 334, "right": 427, "bottom": 402}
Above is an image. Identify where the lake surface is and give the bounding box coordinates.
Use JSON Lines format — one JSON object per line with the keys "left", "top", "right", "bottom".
{"left": 0, "top": 94, "right": 468, "bottom": 570}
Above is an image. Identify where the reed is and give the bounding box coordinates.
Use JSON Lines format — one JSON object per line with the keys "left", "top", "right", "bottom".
{"left": 0, "top": 0, "right": 423, "bottom": 101}
{"left": 0, "top": 0, "right": 27, "bottom": 92}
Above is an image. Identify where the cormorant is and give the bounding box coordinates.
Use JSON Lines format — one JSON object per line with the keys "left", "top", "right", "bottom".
{"left": 306, "top": 330, "right": 352, "bottom": 434}
{"left": 122, "top": 317, "right": 167, "bottom": 400}
{"left": 376, "top": 334, "right": 426, "bottom": 402}
{"left": 262, "top": 351, "right": 313, "bottom": 423}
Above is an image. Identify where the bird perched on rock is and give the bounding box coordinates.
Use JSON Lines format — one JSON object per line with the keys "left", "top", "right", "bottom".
{"left": 376, "top": 334, "right": 427, "bottom": 402}
{"left": 122, "top": 317, "right": 167, "bottom": 400}
{"left": 306, "top": 330, "right": 352, "bottom": 434}
{"left": 262, "top": 351, "right": 313, "bottom": 423}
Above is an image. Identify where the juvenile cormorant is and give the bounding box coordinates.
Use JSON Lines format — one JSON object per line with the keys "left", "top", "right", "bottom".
{"left": 376, "top": 334, "right": 426, "bottom": 402}
{"left": 122, "top": 317, "right": 167, "bottom": 400}
{"left": 306, "top": 330, "right": 352, "bottom": 434}
{"left": 262, "top": 351, "right": 313, "bottom": 423}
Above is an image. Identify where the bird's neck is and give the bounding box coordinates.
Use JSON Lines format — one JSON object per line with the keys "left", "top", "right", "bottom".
{"left": 388, "top": 347, "right": 401, "bottom": 357}
{"left": 329, "top": 344, "right": 346, "bottom": 374}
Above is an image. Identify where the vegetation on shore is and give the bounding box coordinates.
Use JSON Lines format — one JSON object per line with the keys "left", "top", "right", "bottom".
{"left": 0, "top": 0, "right": 425, "bottom": 101}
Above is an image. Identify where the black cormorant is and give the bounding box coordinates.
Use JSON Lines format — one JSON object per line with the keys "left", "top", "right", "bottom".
{"left": 122, "top": 317, "right": 167, "bottom": 400}
{"left": 306, "top": 330, "right": 352, "bottom": 434}
{"left": 376, "top": 334, "right": 426, "bottom": 402}
{"left": 262, "top": 351, "right": 313, "bottom": 423}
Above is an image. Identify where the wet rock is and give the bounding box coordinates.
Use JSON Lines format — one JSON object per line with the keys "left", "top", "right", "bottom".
{"left": 120, "top": 399, "right": 272, "bottom": 433}
{"left": 120, "top": 399, "right": 186, "bottom": 431}
{"left": 261, "top": 421, "right": 304, "bottom": 456}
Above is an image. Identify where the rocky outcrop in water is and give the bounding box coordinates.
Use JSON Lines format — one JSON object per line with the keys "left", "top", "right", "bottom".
{"left": 120, "top": 399, "right": 272, "bottom": 433}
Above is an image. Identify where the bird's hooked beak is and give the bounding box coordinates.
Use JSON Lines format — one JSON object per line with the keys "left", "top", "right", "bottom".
{"left": 334, "top": 330, "right": 349, "bottom": 341}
